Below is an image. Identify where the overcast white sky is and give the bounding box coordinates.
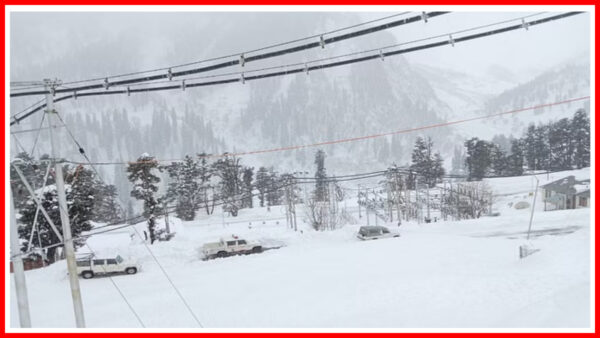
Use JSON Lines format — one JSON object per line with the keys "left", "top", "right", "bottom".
{"left": 360, "top": 11, "right": 590, "bottom": 76}
{"left": 10, "top": 10, "right": 590, "bottom": 83}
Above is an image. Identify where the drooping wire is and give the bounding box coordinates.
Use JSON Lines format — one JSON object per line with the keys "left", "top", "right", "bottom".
{"left": 10, "top": 12, "right": 448, "bottom": 97}
{"left": 10, "top": 12, "right": 414, "bottom": 92}
{"left": 9, "top": 11, "right": 582, "bottom": 128}
{"left": 114, "top": 11, "right": 547, "bottom": 90}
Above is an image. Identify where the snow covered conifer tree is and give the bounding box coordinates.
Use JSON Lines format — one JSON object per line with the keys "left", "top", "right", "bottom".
{"left": 255, "top": 167, "right": 270, "bottom": 207}
{"left": 127, "top": 153, "right": 161, "bottom": 244}
{"left": 197, "top": 153, "right": 216, "bottom": 215}
{"left": 212, "top": 154, "right": 243, "bottom": 216}
{"left": 505, "top": 139, "right": 524, "bottom": 177}
{"left": 242, "top": 167, "right": 254, "bottom": 209}
{"left": 18, "top": 165, "right": 94, "bottom": 262}
{"left": 571, "top": 109, "right": 590, "bottom": 169}
{"left": 163, "top": 155, "right": 201, "bottom": 221}
{"left": 314, "top": 150, "right": 328, "bottom": 202}
{"left": 410, "top": 137, "right": 444, "bottom": 187}
{"left": 465, "top": 138, "right": 493, "bottom": 180}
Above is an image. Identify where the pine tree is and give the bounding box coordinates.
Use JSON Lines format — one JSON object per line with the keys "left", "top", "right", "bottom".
{"left": 490, "top": 145, "right": 507, "bottom": 177}
{"left": 197, "top": 153, "right": 215, "bottom": 215}
{"left": 242, "top": 167, "right": 254, "bottom": 209}
{"left": 571, "top": 109, "right": 590, "bottom": 169}
{"left": 255, "top": 167, "right": 270, "bottom": 207}
{"left": 127, "top": 153, "right": 161, "bottom": 244}
{"left": 548, "top": 118, "right": 573, "bottom": 171}
{"left": 314, "top": 150, "right": 328, "bottom": 202}
{"left": 523, "top": 124, "right": 537, "bottom": 170}
{"left": 265, "top": 168, "right": 284, "bottom": 206}
{"left": 163, "top": 155, "right": 201, "bottom": 221}
{"left": 18, "top": 165, "right": 94, "bottom": 262}
{"left": 410, "top": 136, "right": 444, "bottom": 187}
{"left": 10, "top": 152, "right": 52, "bottom": 210}
{"left": 533, "top": 124, "right": 551, "bottom": 170}
{"left": 464, "top": 138, "right": 493, "bottom": 181}
{"left": 212, "top": 155, "right": 243, "bottom": 216}
{"left": 505, "top": 139, "right": 524, "bottom": 176}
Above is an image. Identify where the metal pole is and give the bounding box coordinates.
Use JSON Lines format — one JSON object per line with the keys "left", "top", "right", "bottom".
{"left": 526, "top": 176, "right": 540, "bottom": 240}
{"left": 366, "top": 188, "right": 370, "bottom": 226}
{"left": 426, "top": 183, "right": 430, "bottom": 221}
{"left": 415, "top": 176, "right": 421, "bottom": 224}
{"left": 357, "top": 184, "right": 362, "bottom": 219}
{"left": 10, "top": 188, "right": 32, "bottom": 328}
{"left": 45, "top": 80, "right": 86, "bottom": 328}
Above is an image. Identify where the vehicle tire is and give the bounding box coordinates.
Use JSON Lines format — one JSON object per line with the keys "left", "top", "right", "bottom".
{"left": 82, "top": 271, "right": 94, "bottom": 279}
{"left": 217, "top": 251, "right": 228, "bottom": 258}
{"left": 252, "top": 246, "right": 262, "bottom": 253}
{"left": 125, "top": 267, "right": 137, "bottom": 274}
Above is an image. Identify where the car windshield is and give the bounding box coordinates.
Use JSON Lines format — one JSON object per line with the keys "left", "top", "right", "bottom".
{"left": 116, "top": 255, "right": 123, "bottom": 263}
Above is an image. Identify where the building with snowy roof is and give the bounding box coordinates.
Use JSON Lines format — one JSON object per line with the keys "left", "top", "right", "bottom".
{"left": 541, "top": 175, "right": 590, "bottom": 211}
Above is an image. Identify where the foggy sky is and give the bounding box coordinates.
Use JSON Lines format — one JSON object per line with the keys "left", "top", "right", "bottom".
{"left": 10, "top": 10, "right": 590, "bottom": 84}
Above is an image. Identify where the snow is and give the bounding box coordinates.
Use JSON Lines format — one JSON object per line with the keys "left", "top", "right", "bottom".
{"left": 9, "top": 169, "right": 592, "bottom": 329}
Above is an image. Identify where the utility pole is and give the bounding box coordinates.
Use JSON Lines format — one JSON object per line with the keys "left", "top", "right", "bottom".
{"left": 10, "top": 188, "right": 32, "bottom": 328}
{"left": 426, "top": 183, "right": 430, "bottom": 222}
{"left": 45, "top": 79, "right": 86, "bottom": 328}
{"left": 526, "top": 176, "right": 540, "bottom": 240}
{"left": 163, "top": 200, "right": 170, "bottom": 235}
{"left": 357, "top": 184, "right": 362, "bottom": 219}
{"left": 416, "top": 177, "right": 421, "bottom": 224}
{"left": 365, "top": 188, "right": 370, "bottom": 226}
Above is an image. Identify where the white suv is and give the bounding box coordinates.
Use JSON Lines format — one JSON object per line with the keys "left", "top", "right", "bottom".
{"left": 76, "top": 255, "right": 140, "bottom": 279}
{"left": 201, "top": 237, "right": 263, "bottom": 260}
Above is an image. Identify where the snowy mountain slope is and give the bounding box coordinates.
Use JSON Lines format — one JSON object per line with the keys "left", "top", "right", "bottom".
{"left": 9, "top": 168, "right": 591, "bottom": 328}
{"left": 10, "top": 12, "right": 457, "bottom": 178}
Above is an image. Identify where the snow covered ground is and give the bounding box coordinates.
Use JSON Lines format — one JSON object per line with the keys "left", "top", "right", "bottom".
{"left": 9, "top": 169, "right": 592, "bottom": 329}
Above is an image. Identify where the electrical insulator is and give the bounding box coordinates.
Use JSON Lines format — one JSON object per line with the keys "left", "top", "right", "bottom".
{"left": 181, "top": 80, "right": 186, "bottom": 91}
{"left": 522, "top": 18, "right": 529, "bottom": 30}
{"left": 168, "top": 68, "right": 173, "bottom": 81}
{"left": 422, "top": 12, "right": 428, "bottom": 23}
{"left": 126, "top": 86, "right": 131, "bottom": 96}
{"left": 305, "top": 64, "right": 309, "bottom": 75}
{"left": 104, "top": 78, "right": 110, "bottom": 90}
{"left": 449, "top": 34, "right": 455, "bottom": 47}
{"left": 73, "top": 91, "right": 77, "bottom": 100}
{"left": 241, "top": 73, "right": 245, "bottom": 84}
{"left": 380, "top": 50, "right": 385, "bottom": 61}
{"left": 240, "top": 54, "right": 245, "bottom": 67}
{"left": 320, "top": 35, "right": 325, "bottom": 49}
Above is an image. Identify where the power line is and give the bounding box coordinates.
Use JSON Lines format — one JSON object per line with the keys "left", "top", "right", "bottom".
{"left": 9, "top": 11, "right": 581, "bottom": 126}
{"left": 10, "top": 12, "right": 446, "bottom": 97}
{"left": 12, "top": 12, "right": 415, "bottom": 91}
{"left": 10, "top": 12, "right": 413, "bottom": 91}
{"left": 92, "top": 12, "right": 547, "bottom": 91}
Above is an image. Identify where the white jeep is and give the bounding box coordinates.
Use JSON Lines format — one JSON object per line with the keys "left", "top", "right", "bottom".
{"left": 76, "top": 255, "right": 140, "bottom": 279}
{"left": 201, "top": 236, "right": 263, "bottom": 260}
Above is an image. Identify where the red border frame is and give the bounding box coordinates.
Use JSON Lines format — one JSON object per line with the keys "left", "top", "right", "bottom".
{"left": 2, "top": 3, "right": 596, "bottom": 335}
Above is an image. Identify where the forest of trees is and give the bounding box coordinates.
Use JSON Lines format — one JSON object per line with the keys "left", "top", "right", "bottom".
{"left": 463, "top": 109, "right": 590, "bottom": 180}
{"left": 10, "top": 108, "right": 590, "bottom": 257}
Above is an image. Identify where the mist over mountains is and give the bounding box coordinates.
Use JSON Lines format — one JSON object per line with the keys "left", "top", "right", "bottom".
{"left": 10, "top": 12, "right": 590, "bottom": 188}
